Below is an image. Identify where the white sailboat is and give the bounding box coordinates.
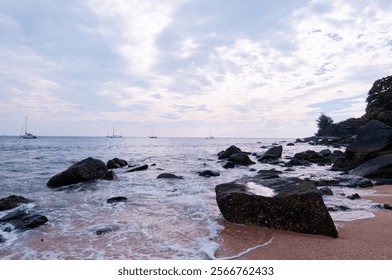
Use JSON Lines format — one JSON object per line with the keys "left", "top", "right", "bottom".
{"left": 149, "top": 123, "right": 158, "bottom": 138}
{"left": 20, "top": 116, "right": 37, "bottom": 139}
{"left": 107, "top": 127, "right": 122, "bottom": 138}
{"left": 206, "top": 125, "right": 214, "bottom": 139}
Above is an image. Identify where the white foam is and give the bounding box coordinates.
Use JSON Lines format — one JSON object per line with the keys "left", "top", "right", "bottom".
{"left": 246, "top": 182, "right": 275, "bottom": 197}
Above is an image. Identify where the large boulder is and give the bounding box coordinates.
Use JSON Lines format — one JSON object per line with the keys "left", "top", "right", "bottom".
{"left": 346, "top": 120, "right": 392, "bottom": 161}
{"left": 351, "top": 154, "right": 392, "bottom": 179}
{"left": 47, "top": 157, "right": 110, "bottom": 188}
{"left": 0, "top": 195, "right": 31, "bottom": 211}
{"left": 215, "top": 176, "right": 338, "bottom": 238}
{"left": 228, "top": 153, "right": 255, "bottom": 166}
{"left": 0, "top": 209, "right": 48, "bottom": 231}
{"left": 258, "top": 146, "right": 283, "bottom": 162}
{"left": 217, "top": 145, "right": 242, "bottom": 159}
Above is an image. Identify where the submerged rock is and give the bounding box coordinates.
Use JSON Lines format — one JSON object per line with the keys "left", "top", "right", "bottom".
{"left": 198, "top": 170, "right": 220, "bottom": 177}
{"left": 106, "top": 196, "right": 128, "bottom": 204}
{"left": 126, "top": 164, "right": 149, "bottom": 173}
{"left": 0, "top": 209, "right": 48, "bottom": 231}
{"left": 107, "top": 158, "right": 128, "bottom": 169}
{"left": 47, "top": 157, "right": 110, "bottom": 188}
{"left": 96, "top": 225, "right": 120, "bottom": 235}
{"left": 157, "top": 173, "right": 184, "bottom": 179}
{"left": 215, "top": 177, "right": 338, "bottom": 238}
{"left": 228, "top": 153, "right": 255, "bottom": 166}
{"left": 0, "top": 195, "right": 31, "bottom": 211}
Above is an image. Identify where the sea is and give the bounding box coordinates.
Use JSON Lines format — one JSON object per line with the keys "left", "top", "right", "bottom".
{"left": 0, "top": 136, "right": 381, "bottom": 259}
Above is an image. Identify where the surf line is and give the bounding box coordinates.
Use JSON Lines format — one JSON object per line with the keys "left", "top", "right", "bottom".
{"left": 207, "top": 235, "right": 274, "bottom": 260}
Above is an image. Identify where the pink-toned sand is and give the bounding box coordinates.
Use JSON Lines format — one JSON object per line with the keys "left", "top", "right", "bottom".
{"left": 215, "top": 185, "right": 392, "bottom": 260}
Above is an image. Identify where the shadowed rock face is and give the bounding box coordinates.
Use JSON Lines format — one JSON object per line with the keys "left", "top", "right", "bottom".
{"left": 215, "top": 177, "right": 338, "bottom": 238}
{"left": 47, "top": 157, "right": 109, "bottom": 188}
{"left": 0, "top": 195, "right": 31, "bottom": 211}
{"left": 0, "top": 209, "right": 48, "bottom": 231}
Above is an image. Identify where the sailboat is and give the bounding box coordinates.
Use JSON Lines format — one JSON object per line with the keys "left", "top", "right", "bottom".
{"left": 149, "top": 123, "right": 158, "bottom": 138}
{"left": 206, "top": 125, "right": 214, "bottom": 139}
{"left": 20, "top": 116, "right": 37, "bottom": 139}
{"left": 107, "top": 127, "right": 122, "bottom": 138}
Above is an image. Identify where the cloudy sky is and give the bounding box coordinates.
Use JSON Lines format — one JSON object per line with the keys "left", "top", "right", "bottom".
{"left": 1, "top": 0, "right": 391, "bottom": 137}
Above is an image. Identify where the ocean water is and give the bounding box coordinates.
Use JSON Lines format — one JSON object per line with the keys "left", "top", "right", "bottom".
{"left": 0, "top": 136, "right": 380, "bottom": 259}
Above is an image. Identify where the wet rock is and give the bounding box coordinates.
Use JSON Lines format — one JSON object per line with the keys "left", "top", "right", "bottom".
{"left": 215, "top": 177, "right": 338, "bottom": 238}
{"left": 375, "top": 179, "right": 392, "bottom": 186}
{"left": 327, "top": 205, "right": 350, "bottom": 212}
{"left": 320, "top": 149, "right": 332, "bottom": 157}
{"left": 286, "top": 143, "right": 295, "bottom": 146}
{"left": 257, "top": 146, "right": 283, "bottom": 162}
{"left": 157, "top": 173, "right": 184, "bottom": 179}
{"left": 0, "top": 234, "right": 5, "bottom": 243}
{"left": 228, "top": 153, "right": 255, "bottom": 166}
{"left": 319, "top": 187, "right": 333, "bottom": 196}
{"left": 218, "top": 145, "right": 243, "bottom": 159}
{"left": 351, "top": 154, "right": 392, "bottom": 179}
{"left": 311, "top": 179, "right": 340, "bottom": 187}
{"left": 347, "top": 193, "right": 361, "bottom": 200}
{"left": 106, "top": 196, "right": 128, "bottom": 204}
{"left": 0, "top": 195, "right": 31, "bottom": 211}
{"left": 126, "top": 164, "right": 149, "bottom": 173}
{"left": 336, "top": 176, "right": 373, "bottom": 188}
{"left": 257, "top": 168, "right": 283, "bottom": 179}
{"left": 198, "top": 170, "right": 220, "bottom": 177}
{"left": 223, "top": 162, "right": 235, "bottom": 169}
{"left": 107, "top": 158, "right": 128, "bottom": 169}
{"left": 284, "top": 158, "right": 310, "bottom": 167}
{"left": 104, "top": 170, "right": 118, "bottom": 180}
{"left": 96, "top": 225, "right": 120, "bottom": 235}
{"left": 0, "top": 209, "right": 48, "bottom": 231}
{"left": 47, "top": 157, "right": 110, "bottom": 188}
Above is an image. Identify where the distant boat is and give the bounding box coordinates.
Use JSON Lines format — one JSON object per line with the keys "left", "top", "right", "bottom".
{"left": 20, "top": 116, "right": 37, "bottom": 139}
{"left": 149, "top": 124, "right": 158, "bottom": 138}
{"left": 107, "top": 127, "right": 122, "bottom": 138}
{"left": 206, "top": 125, "right": 214, "bottom": 139}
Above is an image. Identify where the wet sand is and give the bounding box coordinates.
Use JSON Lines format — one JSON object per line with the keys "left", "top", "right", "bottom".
{"left": 215, "top": 185, "right": 392, "bottom": 260}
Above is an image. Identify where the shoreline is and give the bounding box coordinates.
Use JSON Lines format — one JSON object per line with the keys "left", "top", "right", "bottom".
{"left": 215, "top": 185, "right": 392, "bottom": 260}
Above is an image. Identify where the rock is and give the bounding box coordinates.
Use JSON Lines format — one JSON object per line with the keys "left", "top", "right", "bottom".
{"left": 47, "top": 157, "right": 110, "bottom": 188}
{"left": 335, "top": 175, "right": 373, "bottom": 188}
{"left": 319, "top": 187, "right": 333, "bottom": 196}
{"left": 157, "top": 173, "right": 184, "bottom": 179}
{"left": 257, "top": 146, "right": 283, "bottom": 162}
{"left": 327, "top": 205, "right": 350, "bottom": 212}
{"left": 350, "top": 154, "right": 392, "bottom": 179}
{"left": 0, "top": 195, "right": 31, "bottom": 211}
{"left": 126, "top": 164, "right": 149, "bottom": 173}
{"left": 223, "top": 162, "right": 235, "bottom": 169}
{"left": 320, "top": 149, "right": 332, "bottom": 157}
{"left": 375, "top": 179, "right": 392, "bottom": 186}
{"left": 383, "top": 204, "right": 392, "bottom": 210}
{"left": 346, "top": 120, "right": 392, "bottom": 161}
{"left": 347, "top": 193, "right": 361, "bottom": 200}
{"left": 106, "top": 196, "right": 128, "bottom": 204}
{"left": 284, "top": 158, "right": 310, "bottom": 167}
{"left": 215, "top": 177, "right": 338, "bottom": 238}
{"left": 198, "top": 170, "right": 220, "bottom": 177}
{"left": 104, "top": 170, "right": 118, "bottom": 180}
{"left": 218, "top": 145, "right": 242, "bottom": 159}
{"left": 0, "top": 209, "right": 48, "bottom": 231}
{"left": 311, "top": 179, "right": 340, "bottom": 187}
{"left": 228, "top": 153, "right": 255, "bottom": 166}
{"left": 107, "top": 158, "right": 128, "bottom": 169}
{"left": 96, "top": 225, "right": 120, "bottom": 235}
{"left": 286, "top": 143, "right": 295, "bottom": 146}
{"left": 257, "top": 168, "right": 282, "bottom": 179}
{"left": 0, "top": 234, "right": 5, "bottom": 243}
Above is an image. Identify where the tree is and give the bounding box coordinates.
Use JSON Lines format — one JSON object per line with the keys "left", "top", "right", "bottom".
{"left": 364, "top": 75, "right": 392, "bottom": 126}
{"left": 316, "top": 113, "right": 334, "bottom": 136}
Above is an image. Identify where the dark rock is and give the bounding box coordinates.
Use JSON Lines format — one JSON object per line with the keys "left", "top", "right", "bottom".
{"left": 335, "top": 176, "right": 373, "bottom": 188}
{"left": 319, "top": 187, "right": 333, "bottom": 196}
{"left": 0, "top": 234, "right": 5, "bottom": 243}
{"left": 347, "top": 193, "right": 361, "bottom": 200}
{"left": 96, "top": 225, "right": 120, "bottom": 235}
{"left": 223, "top": 162, "right": 235, "bottom": 169}
{"left": 383, "top": 204, "right": 392, "bottom": 210}
{"left": 218, "top": 145, "right": 242, "bottom": 159}
{"left": 198, "top": 170, "right": 220, "bottom": 177}
{"left": 107, "top": 158, "right": 128, "bottom": 169}
{"left": 286, "top": 143, "right": 295, "bottom": 146}
{"left": 293, "top": 150, "right": 328, "bottom": 165}
{"left": 0, "top": 210, "right": 48, "bottom": 231}
{"left": 0, "top": 195, "right": 31, "bottom": 211}
{"left": 228, "top": 153, "right": 255, "bottom": 166}
{"left": 284, "top": 158, "right": 310, "bottom": 167}
{"left": 351, "top": 154, "right": 392, "bottom": 179}
{"left": 257, "top": 168, "right": 283, "bottom": 179}
{"left": 157, "top": 173, "right": 184, "bottom": 179}
{"left": 47, "top": 157, "right": 109, "bottom": 188}
{"left": 215, "top": 177, "right": 338, "bottom": 238}
{"left": 346, "top": 120, "right": 392, "bottom": 162}
{"left": 257, "top": 146, "right": 283, "bottom": 162}
{"left": 375, "top": 179, "right": 392, "bottom": 186}
{"left": 320, "top": 149, "right": 332, "bottom": 157}
{"left": 295, "top": 138, "right": 303, "bottom": 143}
{"left": 104, "top": 170, "right": 118, "bottom": 180}
{"left": 311, "top": 179, "right": 340, "bottom": 187}
{"left": 106, "top": 196, "right": 128, "bottom": 204}
{"left": 327, "top": 205, "right": 350, "bottom": 212}
{"left": 126, "top": 164, "right": 149, "bottom": 173}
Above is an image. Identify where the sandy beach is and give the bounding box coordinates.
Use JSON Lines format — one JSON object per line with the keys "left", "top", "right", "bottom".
{"left": 215, "top": 185, "right": 392, "bottom": 260}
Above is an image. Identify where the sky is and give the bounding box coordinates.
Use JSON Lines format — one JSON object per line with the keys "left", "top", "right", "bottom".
{"left": 0, "top": 0, "right": 391, "bottom": 138}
